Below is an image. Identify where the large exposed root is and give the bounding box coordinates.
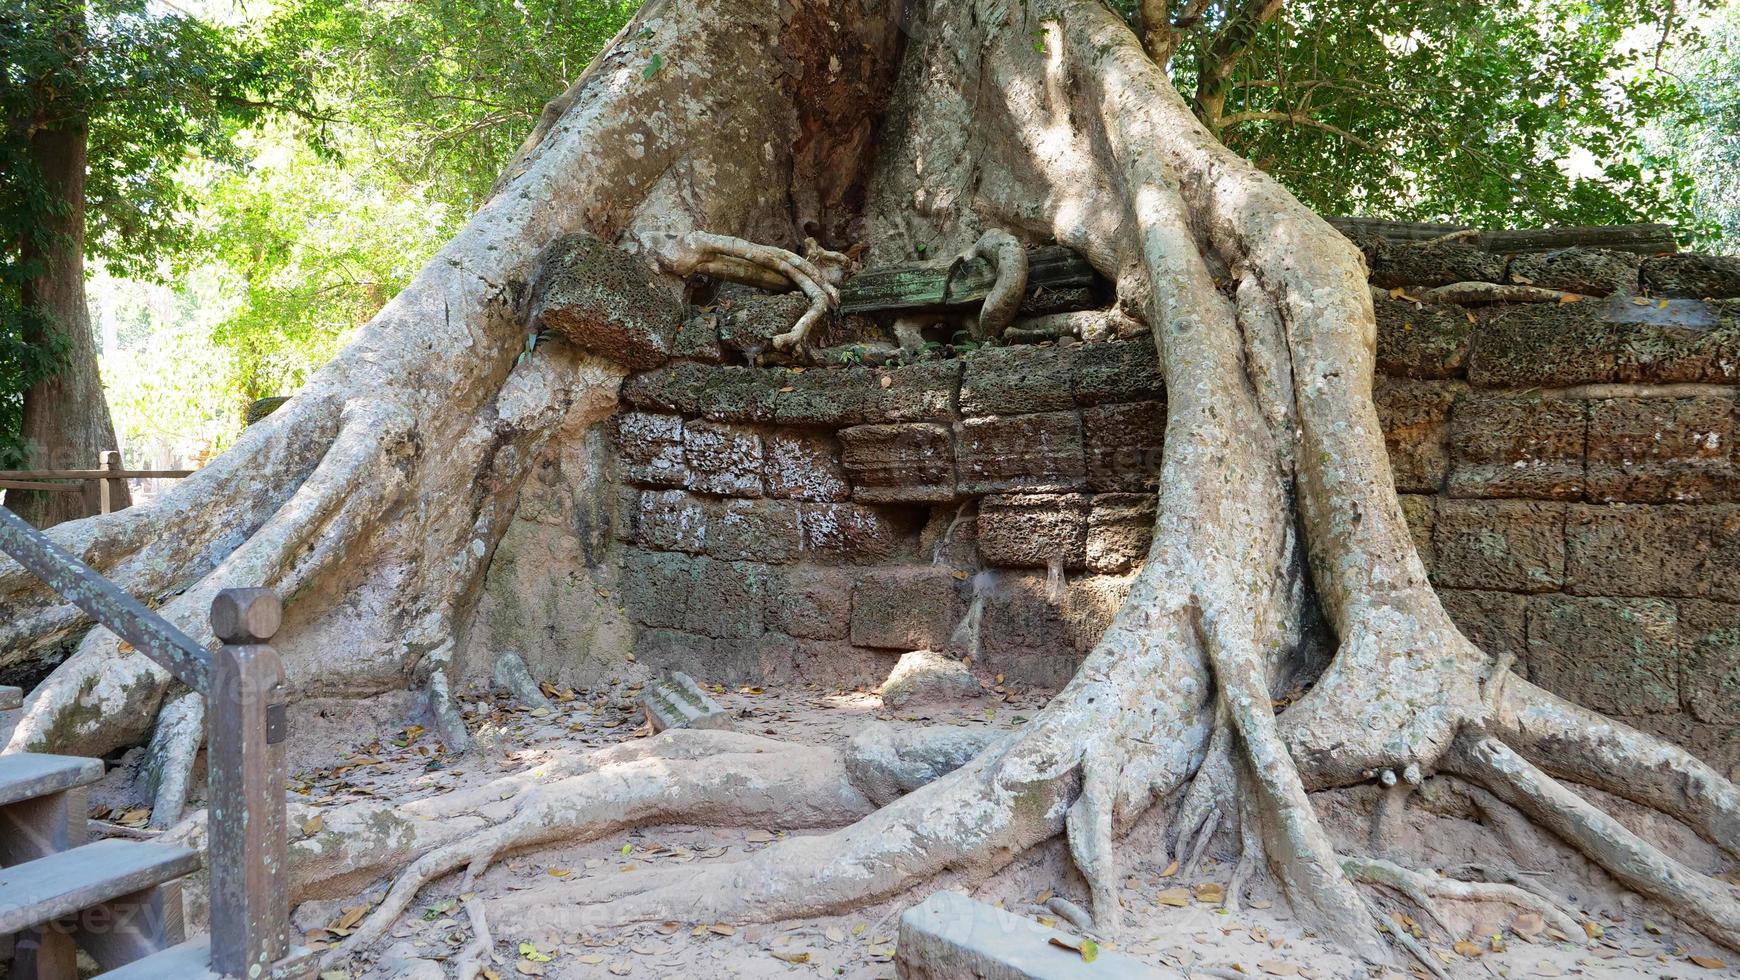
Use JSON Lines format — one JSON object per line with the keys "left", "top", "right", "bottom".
{"left": 1342, "top": 855, "right": 1586, "bottom": 942}
{"left": 1448, "top": 734, "right": 1740, "bottom": 950}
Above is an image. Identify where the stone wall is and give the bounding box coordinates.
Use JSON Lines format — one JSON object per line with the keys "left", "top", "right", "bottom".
{"left": 488, "top": 244, "right": 1740, "bottom": 773}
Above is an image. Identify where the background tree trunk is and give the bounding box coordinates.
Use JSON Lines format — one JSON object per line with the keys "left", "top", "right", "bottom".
{"left": 5, "top": 0, "right": 128, "bottom": 528}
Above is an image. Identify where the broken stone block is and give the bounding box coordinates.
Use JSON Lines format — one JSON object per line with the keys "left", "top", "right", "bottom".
{"left": 1641, "top": 253, "right": 1740, "bottom": 299}
{"left": 1081, "top": 400, "right": 1164, "bottom": 492}
{"left": 718, "top": 292, "right": 810, "bottom": 357}
{"left": 1374, "top": 300, "right": 1473, "bottom": 380}
{"left": 880, "top": 649, "right": 982, "bottom": 708}
{"left": 1565, "top": 503, "right": 1740, "bottom": 601}
{"left": 1508, "top": 248, "right": 1641, "bottom": 296}
{"left": 764, "top": 566, "right": 854, "bottom": 640}
{"left": 642, "top": 671, "right": 732, "bottom": 732}
{"left": 1527, "top": 595, "right": 1679, "bottom": 716}
{"left": 1374, "top": 379, "right": 1458, "bottom": 494}
{"left": 764, "top": 429, "right": 850, "bottom": 502}
{"left": 682, "top": 420, "right": 765, "bottom": 497}
{"left": 1447, "top": 392, "right": 1586, "bottom": 499}
{"left": 956, "top": 412, "right": 1086, "bottom": 495}
{"left": 959, "top": 345, "right": 1075, "bottom": 417}
{"left": 839, "top": 423, "right": 957, "bottom": 503}
{"left": 977, "top": 493, "right": 1089, "bottom": 569}
{"left": 1071, "top": 338, "right": 1162, "bottom": 406}
{"left": 1431, "top": 499, "right": 1566, "bottom": 593}
{"left": 0, "top": 686, "right": 19, "bottom": 711}
{"left": 1584, "top": 394, "right": 1738, "bottom": 503}
{"left": 530, "top": 233, "right": 684, "bottom": 370}
{"left": 1085, "top": 493, "right": 1156, "bottom": 573}
{"left": 615, "top": 411, "right": 686, "bottom": 488}
{"left": 850, "top": 567, "right": 964, "bottom": 650}
{"left": 493, "top": 652, "right": 554, "bottom": 712}
{"left": 844, "top": 722, "right": 1003, "bottom": 805}
{"left": 896, "top": 890, "right": 1172, "bottom": 980}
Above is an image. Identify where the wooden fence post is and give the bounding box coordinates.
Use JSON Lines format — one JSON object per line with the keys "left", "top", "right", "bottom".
{"left": 208, "top": 588, "right": 290, "bottom": 978}
{"left": 97, "top": 451, "right": 123, "bottom": 515}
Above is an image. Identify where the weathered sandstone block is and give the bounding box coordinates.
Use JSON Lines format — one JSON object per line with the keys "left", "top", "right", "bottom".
{"left": 956, "top": 412, "right": 1085, "bottom": 494}
{"left": 1447, "top": 392, "right": 1586, "bottom": 499}
{"left": 977, "top": 494, "right": 1090, "bottom": 569}
{"left": 530, "top": 233, "right": 683, "bottom": 370}
{"left": 1431, "top": 499, "right": 1566, "bottom": 592}
{"left": 838, "top": 423, "right": 957, "bottom": 503}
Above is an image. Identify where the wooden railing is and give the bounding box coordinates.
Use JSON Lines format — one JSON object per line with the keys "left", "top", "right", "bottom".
{"left": 0, "top": 506, "right": 293, "bottom": 978}
{"left": 0, "top": 452, "right": 195, "bottom": 516}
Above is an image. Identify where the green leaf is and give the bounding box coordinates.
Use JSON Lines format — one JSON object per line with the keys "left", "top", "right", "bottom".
{"left": 621, "top": 842, "right": 634, "bottom": 855}
{"left": 519, "top": 942, "right": 553, "bottom": 963}
{"left": 1079, "top": 939, "right": 1099, "bottom": 963}
{"left": 643, "top": 52, "right": 665, "bottom": 79}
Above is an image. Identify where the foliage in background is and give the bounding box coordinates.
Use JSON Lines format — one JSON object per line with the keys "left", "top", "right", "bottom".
{"left": 0, "top": 0, "right": 314, "bottom": 466}
{"left": 92, "top": 0, "right": 642, "bottom": 464}
{"left": 1119, "top": 0, "right": 1713, "bottom": 233}
{"left": 1644, "top": 3, "right": 1740, "bottom": 248}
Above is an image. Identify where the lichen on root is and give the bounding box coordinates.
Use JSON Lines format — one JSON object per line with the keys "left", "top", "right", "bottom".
{"left": 3, "top": 0, "right": 1738, "bottom": 972}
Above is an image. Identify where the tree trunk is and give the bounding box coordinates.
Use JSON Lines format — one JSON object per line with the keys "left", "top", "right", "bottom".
{"left": 2, "top": 0, "right": 1736, "bottom": 969}
{"left": 7, "top": 2, "right": 129, "bottom": 528}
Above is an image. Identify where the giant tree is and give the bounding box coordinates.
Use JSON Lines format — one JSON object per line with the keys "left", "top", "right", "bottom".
{"left": 3, "top": 0, "right": 1737, "bottom": 971}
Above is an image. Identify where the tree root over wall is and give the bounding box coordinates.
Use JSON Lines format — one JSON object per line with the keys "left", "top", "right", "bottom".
{"left": 3, "top": 0, "right": 1736, "bottom": 972}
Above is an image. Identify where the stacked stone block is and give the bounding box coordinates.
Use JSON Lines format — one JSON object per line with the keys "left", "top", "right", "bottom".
{"left": 599, "top": 247, "right": 1740, "bottom": 772}
{"left": 1371, "top": 251, "right": 1740, "bottom": 773}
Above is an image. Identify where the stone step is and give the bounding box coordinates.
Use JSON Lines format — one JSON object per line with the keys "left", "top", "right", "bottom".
{"left": 92, "top": 938, "right": 215, "bottom": 980}
{"left": 642, "top": 672, "right": 730, "bottom": 733}
{"left": 0, "top": 839, "right": 200, "bottom": 936}
{"left": 0, "top": 753, "right": 102, "bottom": 809}
{"left": 895, "top": 891, "right": 1179, "bottom": 979}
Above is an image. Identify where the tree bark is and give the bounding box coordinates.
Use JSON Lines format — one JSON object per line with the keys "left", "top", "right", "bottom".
{"left": 7, "top": 1, "right": 129, "bottom": 528}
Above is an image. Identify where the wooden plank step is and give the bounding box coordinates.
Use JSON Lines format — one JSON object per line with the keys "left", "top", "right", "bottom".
{"left": 839, "top": 246, "right": 1098, "bottom": 315}
{"left": 93, "top": 937, "right": 216, "bottom": 980}
{"left": 0, "top": 839, "right": 200, "bottom": 935}
{"left": 0, "top": 752, "right": 102, "bottom": 808}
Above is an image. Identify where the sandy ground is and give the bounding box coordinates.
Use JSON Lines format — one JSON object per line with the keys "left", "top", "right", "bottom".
{"left": 74, "top": 678, "right": 1740, "bottom": 980}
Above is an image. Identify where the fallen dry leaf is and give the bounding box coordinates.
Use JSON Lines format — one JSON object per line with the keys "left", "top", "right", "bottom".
{"left": 1690, "top": 954, "right": 1729, "bottom": 969}
{"left": 771, "top": 951, "right": 811, "bottom": 964}
{"left": 708, "top": 923, "right": 736, "bottom": 936}
{"left": 1512, "top": 912, "right": 1545, "bottom": 937}
{"left": 1157, "top": 887, "right": 1191, "bottom": 907}
{"left": 1260, "top": 961, "right": 1298, "bottom": 976}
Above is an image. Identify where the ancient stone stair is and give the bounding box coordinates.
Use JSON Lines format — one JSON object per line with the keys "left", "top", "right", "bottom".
{"left": 0, "top": 750, "right": 217, "bottom": 979}
{"left": 642, "top": 671, "right": 731, "bottom": 732}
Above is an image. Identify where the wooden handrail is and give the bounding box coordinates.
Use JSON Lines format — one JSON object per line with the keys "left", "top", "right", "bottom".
{"left": 0, "top": 469, "right": 197, "bottom": 480}
{"left": 0, "top": 507, "right": 212, "bottom": 692}
{"left": 0, "top": 506, "right": 292, "bottom": 978}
